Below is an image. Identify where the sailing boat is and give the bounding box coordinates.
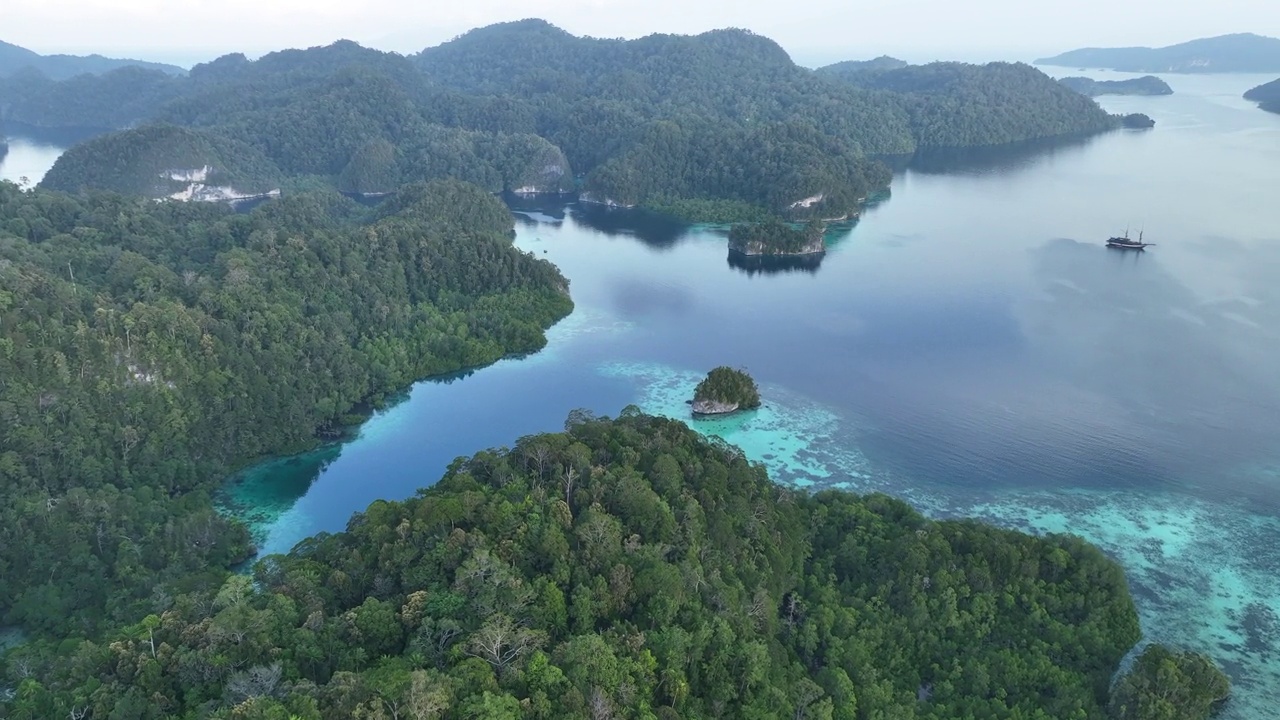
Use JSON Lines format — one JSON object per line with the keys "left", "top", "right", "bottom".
{"left": 1107, "top": 227, "right": 1155, "bottom": 250}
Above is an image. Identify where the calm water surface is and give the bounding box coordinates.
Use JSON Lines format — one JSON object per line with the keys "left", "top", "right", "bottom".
{"left": 0, "top": 136, "right": 66, "bottom": 185}
{"left": 229, "top": 73, "right": 1280, "bottom": 717}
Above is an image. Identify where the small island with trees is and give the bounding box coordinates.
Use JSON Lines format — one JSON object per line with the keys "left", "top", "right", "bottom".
{"left": 692, "top": 366, "right": 762, "bottom": 416}
{"left": 728, "top": 217, "right": 826, "bottom": 257}
{"left": 1058, "top": 75, "right": 1173, "bottom": 97}
{"left": 1120, "top": 112, "right": 1157, "bottom": 128}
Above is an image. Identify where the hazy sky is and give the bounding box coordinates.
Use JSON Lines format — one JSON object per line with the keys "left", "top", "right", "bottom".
{"left": 7, "top": 0, "right": 1279, "bottom": 68}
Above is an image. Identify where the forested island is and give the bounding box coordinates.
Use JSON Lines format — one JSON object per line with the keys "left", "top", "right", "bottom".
{"left": 1120, "top": 113, "right": 1157, "bottom": 128}
{"left": 0, "top": 409, "right": 1230, "bottom": 718}
{"left": 1058, "top": 75, "right": 1174, "bottom": 97}
{"left": 0, "top": 21, "right": 1237, "bottom": 719}
{"left": 1036, "top": 33, "right": 1280, "bottom": 73}
{"left": 0, "top": 38, "right": 185, "bottom": 79}
{"left": 728, "top": 217, "right": 826, "bottom": 256}
{"left": 1244, "top": 77, "right": 1280, "bottom": 112}
{"left": 692, "top": 367, "right": 763, "bottom": 416}
{"left": 2, "top": 20, "right": 1130, "bottom": 219}
{"left": 0, "top": 179, "right": 571, "bottom": 647}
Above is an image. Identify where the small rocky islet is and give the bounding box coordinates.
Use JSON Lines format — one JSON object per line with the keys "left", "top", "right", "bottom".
{"left": 690, "top": 366, "right": 763, "bottom": 416}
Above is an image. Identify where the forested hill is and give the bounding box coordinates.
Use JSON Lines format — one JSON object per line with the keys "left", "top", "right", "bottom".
{"left": 1036, "top": 33, "right": 1280, "bottom": 73}
{"left": 0, "top": 180, "right": 572, "bottom": 640}
{"left": 1244, "top": 77, "right": 1280, "bottom": 112}
{"left": 0, "top": 39, "right": 185, "bottom": 80}
{"left": 7, "top": 408, "right": 1226, "bottom": 719}
{"left": 41, "top": 124, "right": 285, "bottom": 197}
{"left": 11, "top": 21, "right": 1120, "bottom": 218}
{"left": 822, "top": 61, "right": 1119, "bottom": 148}
{"left": 1058, "top": 75, "right": 1174, "bottom": 97}
{"left": 814, "top": 55, "right": 909, "bottom": 81}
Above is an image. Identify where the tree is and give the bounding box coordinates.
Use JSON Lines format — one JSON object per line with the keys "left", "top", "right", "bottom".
{"left": 1108, "top": 644, "right": 1230, "bottom": 720}
{"left": 464, "top": 614, "right": 545, "bottom": 675}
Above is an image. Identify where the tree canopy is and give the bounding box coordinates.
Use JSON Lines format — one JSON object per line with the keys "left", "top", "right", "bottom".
{"left": 693, "top": 367, "right": 763, "bottom": 410}
{"left": 4, "top": 410, "right": 1165, "bottom": 719}
{"left": 8, "top": 22, "right": 1123, "bottom": 216}
{"left": 0, "top": 179, "right": 571, "bottom": 639}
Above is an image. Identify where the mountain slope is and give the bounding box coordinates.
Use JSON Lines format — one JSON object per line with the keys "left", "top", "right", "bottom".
{"left": 1244, "top": 77, "right": 1280, "bottom": 112}
{"left": 0, "top": 39, "right": 184, "bottom": 79}
{"left": 824, "top": 61, "right": 1119, "bottom": 148}
{"left": 1036, "top": 33, "right": 1280, "bottom": 73}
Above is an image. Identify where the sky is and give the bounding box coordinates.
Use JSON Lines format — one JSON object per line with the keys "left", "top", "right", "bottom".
{"left": 5, "top": 0, "right": 1279, "bottom": 68}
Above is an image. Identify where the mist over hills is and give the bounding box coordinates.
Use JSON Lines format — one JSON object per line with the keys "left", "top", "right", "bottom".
{"left": 0, "top": 38, "right": 185, "bottom": 80}
{"left": 1036, "top": 32, "right": 1280, "bottom": 73}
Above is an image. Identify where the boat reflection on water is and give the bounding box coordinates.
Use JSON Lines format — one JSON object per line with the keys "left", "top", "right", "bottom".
{"left": 726, "top": 250, "right": 825, "bottom": 277}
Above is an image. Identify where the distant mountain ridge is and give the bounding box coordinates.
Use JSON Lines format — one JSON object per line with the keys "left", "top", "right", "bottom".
{"left": 0, "top": 39, "right": 184, "bottom": 80}
{"left": 1036, "top": 33, "right": 1280, "bottom": 73}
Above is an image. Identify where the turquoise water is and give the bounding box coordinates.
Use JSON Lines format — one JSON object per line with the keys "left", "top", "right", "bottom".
{"left": 216, "top": 72, "right": 1280, "bottom": 717}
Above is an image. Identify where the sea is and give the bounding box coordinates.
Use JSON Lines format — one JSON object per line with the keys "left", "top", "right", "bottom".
{"left": 6, "top": 70, "right": 1280, "bottom": 717}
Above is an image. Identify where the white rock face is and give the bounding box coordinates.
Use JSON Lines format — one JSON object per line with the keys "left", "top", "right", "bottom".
{"left": 787, "top": 193, "right": 825, "bottom": 209}
{"left": 579, "top": 192, "right": 636, "bottom": 209}
{"left": 167, "top": 166, "right": 212, "bottom": 183}
{"left": 161, "top": 167, "right": 280, "bottom": 204}
{"left": 691, "top": 398, "right": 740, "bottom": 416}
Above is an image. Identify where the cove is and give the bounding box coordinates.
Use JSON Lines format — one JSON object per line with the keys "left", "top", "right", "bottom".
{"left": 221, "top": 70, "right": 1280, "bottom": 719}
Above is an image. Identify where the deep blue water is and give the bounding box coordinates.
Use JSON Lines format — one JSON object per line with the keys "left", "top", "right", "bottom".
{"left": 206, "top": 72, "right": 1280, "bottom": 717}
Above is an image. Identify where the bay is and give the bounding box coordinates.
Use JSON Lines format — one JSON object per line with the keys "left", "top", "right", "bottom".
{"left": 18, "top": 71, "right": 1271, "bottom": 716}
{"left": 0, "top": 135, "right": 66, "bottom": 186}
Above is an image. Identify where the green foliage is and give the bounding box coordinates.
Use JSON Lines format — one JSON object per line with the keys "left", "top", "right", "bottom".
{"left": 831, "top": 61, "right": 1121, "bottom": 148}
{"left": 3, "top": 412, "right": 1145, "bottom": 718}
{"left": 0, "top": 66, "right": 184, "bottom": 128}
{"left": 1108, "top": 644, "right": 1230, "bottom": 720}
{"left": 1120, "top": 114, "right": 1156, "bottom": 129}
{"left": 693, "top": 366, "right": 763, "bottom": 408}
{"left": 1244, "top": 77, "right": 1280, "bottom": 113}
{"left": 1058, "top": 76, "right": 1173, "bottom": 97}
{"left": 0, "top": 179, "right": 571, "bottom": 637}
{"left": 8, "top": 22, "right": 1121, "bottom": 215}
{"left": 40, "top": 124, "right": 284, "bottom": 196}
{"left": 644, "top": 196, "right": 772, "bottom": 224}
{"left": 729, "top": 217, "right": 825, "bottom": 255}
{"left": 815, "top": 56, "right": 909, "bottom": 81}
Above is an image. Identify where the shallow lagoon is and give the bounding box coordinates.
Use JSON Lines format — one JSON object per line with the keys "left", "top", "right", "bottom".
{"left": 224, "top": 72, "right": 1280, "bottom": 718}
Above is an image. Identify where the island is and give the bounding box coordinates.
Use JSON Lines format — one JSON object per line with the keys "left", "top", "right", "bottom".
{"left": 5, "top": 22, "right": 1129, "bottom": 221}
{"left": 691, "top": 366, "right": 762, "bottom": 416}
{"left": 728, "top": 217, "right": 825, "bottom": 257}
{"left": 1058, "top": 75, "right": 1173, "bottom": 97}
{"left": 1120, "top": 112, "right": 1157, "bottom": 128}
{"left": 0, "top": 38, "right": 185, "bottom": 80}
{"left": 1244, "top": 77, "right": 1280, "bottom": 113}
{"left": 1036, "top": 33, "right": 1280, "bottom": 73}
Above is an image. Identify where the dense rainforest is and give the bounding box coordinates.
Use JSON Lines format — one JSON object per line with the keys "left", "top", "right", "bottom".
{"left": 2, "top": 411, "right": 1227, "bottom": 719}
{"left": 6, "top": 20, "right": 1124, "bottom": 219}
{"left": 0, "top": 179, "right": 572, "bottom": 642}
{"left": 1244, "top": 77, "right": 1280, "bottom": 112}
{"left": 692, "top": 367, "right": 763, "bottom": 412}
{"left": 727, "top": 218, "right": 826, "bottom": 255}
{"left": 818, "top": 61, "right": 1120, "bottom": 148}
